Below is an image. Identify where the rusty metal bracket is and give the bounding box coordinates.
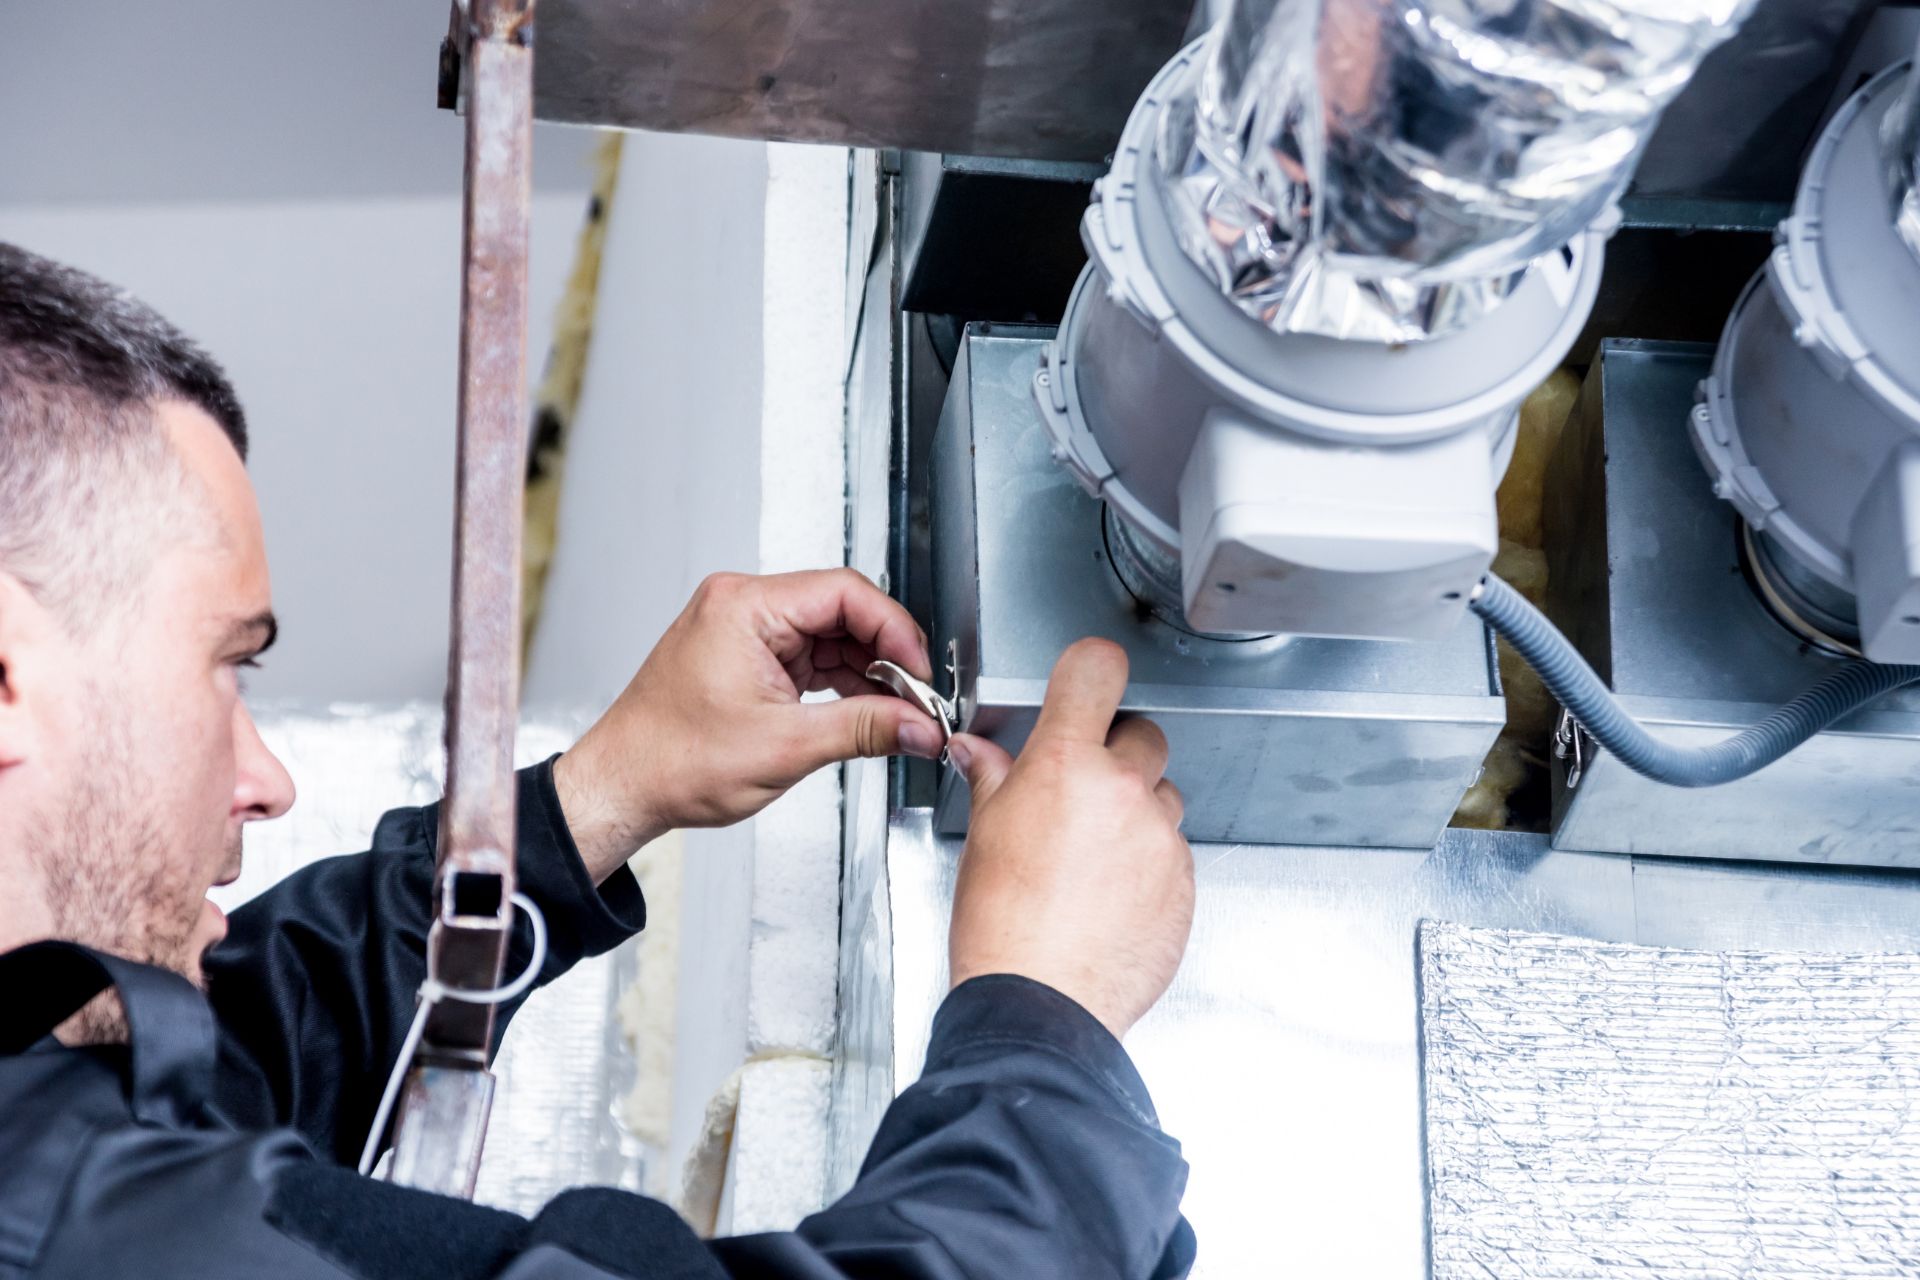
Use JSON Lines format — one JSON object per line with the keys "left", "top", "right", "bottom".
{"left": 386, "top": 0, "right": 537, "bottom": 1199}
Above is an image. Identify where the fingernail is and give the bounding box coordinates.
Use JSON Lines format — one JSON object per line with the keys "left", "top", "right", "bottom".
{"left": 899, "top": 722, "right": 941, "bottom": 760}
{"left": 945, "top": 737, "right": 972, "bottom": 773}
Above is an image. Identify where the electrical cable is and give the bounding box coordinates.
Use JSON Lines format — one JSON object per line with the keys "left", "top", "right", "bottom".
{"left": 1469, "top": 572, "right": 1920, "bottom": 788}
{"left": 357, "top": 891, "right": 548, "bottom": 1177}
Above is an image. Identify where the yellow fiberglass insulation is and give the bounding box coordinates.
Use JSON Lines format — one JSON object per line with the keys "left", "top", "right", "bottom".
{"left": 1453, "top": 368, "right": 1580, "bottom": 831}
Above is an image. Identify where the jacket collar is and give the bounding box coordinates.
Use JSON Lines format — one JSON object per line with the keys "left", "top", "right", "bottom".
{"left": 0, "top": 941, "right": 215, "bottom": 1127}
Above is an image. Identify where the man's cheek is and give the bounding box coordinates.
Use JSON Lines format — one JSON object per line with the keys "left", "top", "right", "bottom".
{"left": 187, "top": 707, "right": 237, "bottom": 823}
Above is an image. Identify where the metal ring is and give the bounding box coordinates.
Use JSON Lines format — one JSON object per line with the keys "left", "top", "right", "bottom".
{"left": 1740, "top": 523, "right": 1863, "bottom": 659}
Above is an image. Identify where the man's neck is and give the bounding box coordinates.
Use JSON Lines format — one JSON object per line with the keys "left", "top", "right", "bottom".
{"left": 57, "top": 992, "right": 132, "bottom": 1047}
{"left": 0, "top": 862, "right": 58, "bottom": 959}
{"left": 0, "top": 915, "right": 134, "bottom": 1049}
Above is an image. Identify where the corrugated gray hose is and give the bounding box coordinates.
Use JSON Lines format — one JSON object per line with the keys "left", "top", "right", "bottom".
{"left": 1469, "top": 573, "right": 1920, "bottom": 787}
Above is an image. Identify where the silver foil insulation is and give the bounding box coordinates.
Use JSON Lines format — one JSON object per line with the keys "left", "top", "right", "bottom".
{"left": 1417, "top": 922, "right": 1920, "bottom": 1279}
{"left": 213, "top": 704, "right": 646, "bottom": 1215}
{"left": 1887, "top": 35, "right": 1920, "bottom": 262}
{"left": 1158, "top": 0, "right": 1756, "bottom": 342}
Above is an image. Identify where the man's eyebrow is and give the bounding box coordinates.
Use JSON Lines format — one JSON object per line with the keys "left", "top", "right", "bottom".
{"left": 222, "top": 610, "right": 279, "bottom": 656}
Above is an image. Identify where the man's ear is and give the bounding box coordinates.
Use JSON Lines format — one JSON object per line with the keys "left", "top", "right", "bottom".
{"left": 0, "top": 570, "right": 52, "bottom": 768}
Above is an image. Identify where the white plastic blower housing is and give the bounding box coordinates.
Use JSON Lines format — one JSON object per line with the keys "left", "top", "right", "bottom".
{"left": 1035, "top": 42, "right": 1608, "bottom": 641}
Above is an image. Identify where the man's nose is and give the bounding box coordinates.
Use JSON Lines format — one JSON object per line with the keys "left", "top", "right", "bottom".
{"left": 232, "top": 701, "right": 295, "bottom": 821}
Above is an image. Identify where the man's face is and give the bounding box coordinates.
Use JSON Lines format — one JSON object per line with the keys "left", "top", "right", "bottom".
{"left": 21, "top": 401, "right": 294, "bottom": 995}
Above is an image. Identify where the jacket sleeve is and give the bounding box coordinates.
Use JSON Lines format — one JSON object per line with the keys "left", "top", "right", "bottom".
{"left": 34, "top": 1125, "right": 729, "bottom": 1280}
{"left": 202, "top": 755, "right": 647, "bottom": 1165}
{"left": 709, "top": 974, "right": 1197, "bottom": 1280}
{"left": 35, "top": 976, "right": 1191, "bottom": 1280}
{"left": 272, "top": 976, "right": 1193, "bottom": 1280}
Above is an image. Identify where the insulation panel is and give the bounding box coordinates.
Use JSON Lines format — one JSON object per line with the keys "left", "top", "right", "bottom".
{"left": 1419, "top": 922, "right": 1920, "bottom": 1280}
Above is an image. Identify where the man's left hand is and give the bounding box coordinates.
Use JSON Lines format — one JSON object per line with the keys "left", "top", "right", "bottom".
{"left": 553, "top": 569, "right": 942, "bottom": 880}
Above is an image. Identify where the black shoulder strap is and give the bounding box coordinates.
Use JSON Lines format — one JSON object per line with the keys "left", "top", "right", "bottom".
{"left": 0, "top": 940, "right": 217, "bottom": 1126}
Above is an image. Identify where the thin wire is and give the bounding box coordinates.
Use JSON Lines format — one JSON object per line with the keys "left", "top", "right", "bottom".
{"left": 358, "top": 999, "right": 433, "bottom": 1176}
{"left": 357, "top": 891, "right": 549, "bottom": 1176}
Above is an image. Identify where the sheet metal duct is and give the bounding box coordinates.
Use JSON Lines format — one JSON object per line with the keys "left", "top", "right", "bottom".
{"left": 1547, "top": 342, "right": 1920, "bottom": 868}
{"left": 1160, "top": 0, "right": 1759, "bottom": 343}
{"left": 938, "top": 328, "right": 1505, "bottom": 847}
{"left": 520, "top": 0, "right": 1195, "bottom": 161}
{"left": 1630, "top": 0, "right": 1887, "bottom": 204}
{"left": 508, "top": 0, "right": 1872, "bottom": 199}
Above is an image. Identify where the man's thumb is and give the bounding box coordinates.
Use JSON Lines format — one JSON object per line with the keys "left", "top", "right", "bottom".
{"left": 946, "top": 733, "right": 1012, "bottom": 804}
{"left": 804, "top": 695, "right": 943, "bottom": 767}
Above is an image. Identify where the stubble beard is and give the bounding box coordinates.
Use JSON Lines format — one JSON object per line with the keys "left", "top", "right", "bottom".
{"left": 25, "top": 686, "right": 222, "bottom": 1045}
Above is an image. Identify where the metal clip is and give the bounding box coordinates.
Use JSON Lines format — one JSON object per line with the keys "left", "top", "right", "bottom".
{"left": 1553, "top": 706, "right": 1591, "bottom": 791}
{"left": 866, "top": 658, "right": 959, "bottom": 764}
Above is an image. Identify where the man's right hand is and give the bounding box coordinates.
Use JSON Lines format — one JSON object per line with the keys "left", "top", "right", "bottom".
{"left": 945, "top": 638, "right": 1194, "bottom": 1040}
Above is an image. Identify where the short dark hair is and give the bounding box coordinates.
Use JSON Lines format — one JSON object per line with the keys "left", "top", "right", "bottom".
{"left": 0, "top": 243, "right": 249, "bottom": 630}
{"left": 0, "top": 243, "right": 247, "bottom": 457}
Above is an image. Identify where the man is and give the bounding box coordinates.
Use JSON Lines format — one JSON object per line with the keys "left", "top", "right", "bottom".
{"left": 0, "top": 243, "right": 1198, "bottom": 1279}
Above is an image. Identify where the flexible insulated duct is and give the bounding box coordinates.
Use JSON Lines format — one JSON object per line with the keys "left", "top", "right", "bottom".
{"left": 1159, "top": 0, "right": 1758, "bottom": 342}
{"left": 1887, "top": 32, "right": 1920, "bottom": 261}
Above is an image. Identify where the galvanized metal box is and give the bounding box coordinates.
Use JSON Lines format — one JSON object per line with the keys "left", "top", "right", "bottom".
{"left": 931, "top": 328, "right": 1507, "bottom": 847}
{"left": 1546, "top": 341, "right": 1920, "bottom": 867}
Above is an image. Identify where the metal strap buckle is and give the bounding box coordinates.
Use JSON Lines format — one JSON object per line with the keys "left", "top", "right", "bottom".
{"left": 865, "top": 655, "right": 959, "bottom": 764}
{"left": 1553, "top": 707, "right": 1591, "bottom": 791}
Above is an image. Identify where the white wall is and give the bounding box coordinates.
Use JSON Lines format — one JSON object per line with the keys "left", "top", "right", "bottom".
{"left": 523, "top": 134, "right": 769, "bottom": 706}
{"left": 0, "top": 194, "right": 593, "bottom": 702}
{"left": 0, "top": 0, "right": 601, "bottom": 705}
{"left": 521, "top": 130, "right": 774, "bottom": 1191}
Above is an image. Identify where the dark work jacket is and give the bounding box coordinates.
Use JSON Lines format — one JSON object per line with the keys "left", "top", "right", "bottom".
{"left": 0, "top": 759, "right": 1196, "bottom": 1279}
